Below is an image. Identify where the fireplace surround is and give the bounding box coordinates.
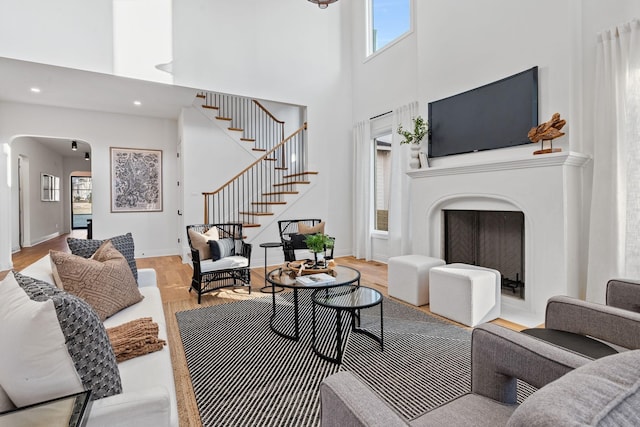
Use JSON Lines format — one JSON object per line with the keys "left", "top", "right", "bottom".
{"left": 408, "top": 151, "right": 590, "bottom": 326}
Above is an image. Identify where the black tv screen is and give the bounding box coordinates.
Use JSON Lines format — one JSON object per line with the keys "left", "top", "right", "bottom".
{"left": 428, "top": 67, "right": 538, "bottom": 158}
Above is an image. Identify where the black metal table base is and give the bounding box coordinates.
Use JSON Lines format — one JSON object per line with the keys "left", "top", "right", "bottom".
{"left": 270, "top": 289, "right": 301, "bottom": 341}
{"left": 311, "top": 295, "right": 384, "bottom": 364}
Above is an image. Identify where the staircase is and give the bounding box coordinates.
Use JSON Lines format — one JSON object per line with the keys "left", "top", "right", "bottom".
{"left": 195, "top": 92, "right": 317, "bottom": 233}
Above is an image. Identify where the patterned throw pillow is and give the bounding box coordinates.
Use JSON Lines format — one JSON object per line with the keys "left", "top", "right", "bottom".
{"left": 50, "top": 240, "right": 143, "bottom": 321}
{"left": 209, "top": 238, "right": 235, "bottom": 261}
{"left": 67, "top": 232, "right": 138, "bottom": 280}
{"left": 0, "top": 272, "right": 122, "bottom": 406}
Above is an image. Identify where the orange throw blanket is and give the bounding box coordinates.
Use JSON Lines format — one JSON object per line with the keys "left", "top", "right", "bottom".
{"left": 107, "top": 317, "right": 166, "bottom": 363}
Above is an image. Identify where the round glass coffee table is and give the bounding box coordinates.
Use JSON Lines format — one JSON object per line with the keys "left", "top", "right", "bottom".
{"left": 311, "top": 285, "right": 383, "bottom": 364}
{"left": 267, "top": 265, "right": 360, "bottom": 341}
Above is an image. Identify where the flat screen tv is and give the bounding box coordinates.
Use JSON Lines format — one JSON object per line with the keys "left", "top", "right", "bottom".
{"left": 428, "top": 66, "right": 538, "bottom": 158}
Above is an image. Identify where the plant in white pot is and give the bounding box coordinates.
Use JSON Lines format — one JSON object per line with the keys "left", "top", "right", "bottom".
{"left": 397, "top": 115, "right": 428, "bottom": 169}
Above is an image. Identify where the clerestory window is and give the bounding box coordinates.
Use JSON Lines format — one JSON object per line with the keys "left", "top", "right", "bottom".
{"left": 367, "top": 0, "right": 412, "bottom": 56}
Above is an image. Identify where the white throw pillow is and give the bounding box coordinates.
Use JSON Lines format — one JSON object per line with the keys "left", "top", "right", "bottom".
{"left": 0, "top": 272, "right": 84, "bottom": 407}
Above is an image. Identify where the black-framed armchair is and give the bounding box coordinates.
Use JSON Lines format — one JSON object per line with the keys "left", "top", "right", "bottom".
{"left": 186, "top": 223, "right": 252, "bottom": 303}
{"left": 277, "top": 219, "right": 334, "bottom": 262}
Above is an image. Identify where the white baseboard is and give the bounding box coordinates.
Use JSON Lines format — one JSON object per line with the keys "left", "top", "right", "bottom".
{"left": 30, "top": 232, "right": 60, "bottom": 247}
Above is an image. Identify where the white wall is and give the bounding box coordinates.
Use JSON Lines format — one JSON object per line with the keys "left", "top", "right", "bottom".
{"left": 0, "top": 101, "right": 179, "bottom": 263}
{"left": 0, "top": 0, "right": 114, "bottom": 74}
{"left": 11, "top": 137, "right": 65, "bottom": 248}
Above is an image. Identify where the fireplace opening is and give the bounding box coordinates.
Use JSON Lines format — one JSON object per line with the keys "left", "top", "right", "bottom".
{"left": 443, "top": 210, "right": 525, "bottom": 299}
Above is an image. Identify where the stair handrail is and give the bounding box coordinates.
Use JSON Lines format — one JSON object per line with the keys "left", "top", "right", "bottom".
{"left": 253, "top": 100, "right": 285, "bottom": 124}
{"left": 203, "top": 122, "right": 306, "bottom": 197}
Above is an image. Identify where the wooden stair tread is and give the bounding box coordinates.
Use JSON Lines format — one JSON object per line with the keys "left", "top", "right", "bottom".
{"left": 275, "top": 167, "right": 288, "bottom": 170}
{"left": 202, "top": 105, "right": 219, "bottom": 110}
{"left": 242, "top": 223, "right": 261, "bottom": 228}
{"left": 273, "top": 181, "right": 310, "bottom": 187}
{"left": 263, "top": 191, "right": 298, "bottom": 196}
{"left": 216, "top": 116, "right": 232, "bottom": 121}
{"left": 240, "top": 138, "right": 256, "bottom": 142}
{"left": 264, "top": 158, "right": 276, "bottom": 161}
{"left": 196, "top": 94, "right": 206, "bottom": 98}
{"left": 252, "top": 148, "right": 267, "bottom": 152}
{"left": 251, "top": 201, "right": 287, "bottom": 205}
{"left": 283, "top": 171, "right": 319, "bottom": 179}
{"left": 239, "top": 211, "right": 274, "bottom": 216}
{"left": 228, "top": 127, "right": 243, "bottom": 132}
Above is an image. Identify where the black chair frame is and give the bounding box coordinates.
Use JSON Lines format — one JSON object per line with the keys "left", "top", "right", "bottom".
{"left": 277, "top": 219, "right": 334, "bottom": 262}
{"left": 186, "top": 223, "right": 252, "bottom": 303}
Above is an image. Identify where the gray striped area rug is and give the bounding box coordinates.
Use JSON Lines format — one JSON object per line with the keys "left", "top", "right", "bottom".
{"left": 176, "top": 292, "right": 525, "bottom": 426}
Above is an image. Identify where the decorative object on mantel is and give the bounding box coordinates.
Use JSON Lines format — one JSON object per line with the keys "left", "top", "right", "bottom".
{"left": 528, "top": 112, "right": 566, "bottom": 155}
{"left": 308, "top": 0, "right": 337, "bottom": 9}
{"left": 398, "top": 115, "right": 429, "bottom": 169}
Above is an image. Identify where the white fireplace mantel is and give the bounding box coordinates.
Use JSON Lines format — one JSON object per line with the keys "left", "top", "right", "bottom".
{"left": 408, "top": 151, "right": 591, "bottom": 326}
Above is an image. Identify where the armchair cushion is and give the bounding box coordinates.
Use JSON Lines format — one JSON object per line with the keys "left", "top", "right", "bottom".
{"left": 200, "top": 256, "right": 249, "bottom": 273}
{"left": 187, "top": 228, "right": 218, "bottom": 261}
{"left": 299, "top": 221, "right": 325, "bottom": 235}
{"left": 209, "top": 238, "right": 235, "bottom": 261}
{"left": 507, "top": 350, "right": 640, "bottom": 426}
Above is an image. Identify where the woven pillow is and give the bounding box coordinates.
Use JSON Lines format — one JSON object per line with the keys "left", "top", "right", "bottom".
{"left": 298, "top": 221, "right": 325, "bottom": 235}
{"left": 208, "top": 238, "right": 235, "bottom": 261}
{"left": 67, "top": 232, "right": 137, "bottom": 280}
{"left": 0, "top": 272, "right": 122, "bottom": 406}
{"left": 50, "top": 240, "right": 143, "bottom": 321}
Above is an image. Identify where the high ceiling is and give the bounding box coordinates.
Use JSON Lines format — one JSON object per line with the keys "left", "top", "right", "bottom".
{"left": 0, "top": 57, "right": 200, "bottom": 156}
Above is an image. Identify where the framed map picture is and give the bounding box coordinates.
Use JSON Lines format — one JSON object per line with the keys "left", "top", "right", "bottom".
{"left": 110, "top": 147, "right": 163, "bottom": 212}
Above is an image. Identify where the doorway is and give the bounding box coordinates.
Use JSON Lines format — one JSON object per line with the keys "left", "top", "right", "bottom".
{"left": 71, "top": 175, "right": 92, "bottom": 230}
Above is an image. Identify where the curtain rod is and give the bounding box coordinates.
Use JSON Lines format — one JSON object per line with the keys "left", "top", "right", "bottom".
{"left": 369, "top": 110, "right": 392, "bottom": 120}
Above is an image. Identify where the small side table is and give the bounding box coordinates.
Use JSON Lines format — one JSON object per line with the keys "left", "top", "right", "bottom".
{"left": 311, "top": 285, "right": 383, "bottom": 364}
{"left": 260, "top": 242, "right": 285, "bottom": 293}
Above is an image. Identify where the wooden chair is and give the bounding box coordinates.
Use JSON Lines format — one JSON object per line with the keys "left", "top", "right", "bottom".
{"left": 186, "top": 223, "right": 252, "bottom": 303}
{"left": 277, "top": 219, "right": 334, "bottom": 262}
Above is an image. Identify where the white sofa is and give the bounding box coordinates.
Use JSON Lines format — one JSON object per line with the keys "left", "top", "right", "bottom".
{"left": 19, "top": 255, "right": 178, "bottom": 427}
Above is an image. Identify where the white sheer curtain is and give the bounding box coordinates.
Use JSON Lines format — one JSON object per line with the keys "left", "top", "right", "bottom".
{"left": 352, "top": 120, "right": 373, "bottom": 260}
{"left": 388, "top": 102, "right": 419, "bottom": 257}
{"left": 587, "top": 19, "right": 640, "bottom": 303}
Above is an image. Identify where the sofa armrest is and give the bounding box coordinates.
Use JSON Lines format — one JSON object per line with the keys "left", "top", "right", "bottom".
{"left": 606, "top": 278, "right": 640, "bottom": 312}
{"left": 471, "top": 323, "right": 590, "bottom": 404}
{"left": 545, "top": 295, "right": 640, "bottom": 349}
{"left": 320, "top": 371, "right": 407, "bottom": 427}
{"left": 87, "top": 386, "right": 173, "bottom": 427}
{"left": 137, "top": 268, "right": 157, "bottom": 288}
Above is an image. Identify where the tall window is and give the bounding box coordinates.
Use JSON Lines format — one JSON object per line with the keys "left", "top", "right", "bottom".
{"left": 71, "top": 176, "right": 92, "bottom": 230}
{"left": 368, "top": 0, "right": 411, "bottom": 55}
{"left": 374, "top": 133, "right": 392, "bottom": 231}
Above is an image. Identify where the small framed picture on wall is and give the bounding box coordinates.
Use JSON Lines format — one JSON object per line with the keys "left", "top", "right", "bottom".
{"left": 110, "top": 147, "right": 163, "bottom": 212}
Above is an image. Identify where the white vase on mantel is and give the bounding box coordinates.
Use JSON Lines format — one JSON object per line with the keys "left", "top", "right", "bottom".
{"left": 409, "top": 144, "right": 421, "bottom": 169}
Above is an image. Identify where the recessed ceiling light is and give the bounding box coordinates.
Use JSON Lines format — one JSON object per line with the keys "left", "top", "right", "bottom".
{"left": 133, "top": 100, "right": 142, "bottom": 106}
{"left": 30, "top": 87, "right": 41, "bottom": 93}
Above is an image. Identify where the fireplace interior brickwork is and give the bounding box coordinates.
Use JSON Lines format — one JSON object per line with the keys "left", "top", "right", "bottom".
{"left": 444, "top": 209, "right": 525, "bottom": 299}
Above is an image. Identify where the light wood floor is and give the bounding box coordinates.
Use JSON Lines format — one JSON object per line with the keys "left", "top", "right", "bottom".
{"left": 6, "top": 233, "right": 525, "bottom": 427}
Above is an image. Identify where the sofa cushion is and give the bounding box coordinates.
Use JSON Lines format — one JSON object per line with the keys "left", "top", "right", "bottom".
{"left": 50, "top": 240, "right": 143, "bottom": 321}
{"left": 209, "top": 238, "right": 235, "bottom": 261}
{"left": 507, "top": 350, "right": 640, "bottom": 426}
{"left": 0, "top": 272, "right": 122, "bottom": 407}
{"left": 67, "top": 232, "right": 138, "bottom": 280}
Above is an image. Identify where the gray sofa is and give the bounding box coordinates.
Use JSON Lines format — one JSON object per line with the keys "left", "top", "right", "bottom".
{"left": 320, "top": 322, "right": 640, "bottom": 426}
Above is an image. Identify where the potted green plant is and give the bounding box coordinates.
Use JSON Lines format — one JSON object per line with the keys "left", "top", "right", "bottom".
{"left": 397, "top": 115, "right": 428, "bottom": 145}
{"left": 304, "top": 233, "right": 335, "bottom": 267}
{"left": 398, "top": 115, "right": 428, "bottom": 168}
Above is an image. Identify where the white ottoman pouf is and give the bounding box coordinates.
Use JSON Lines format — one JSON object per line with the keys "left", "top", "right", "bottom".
{"left": 388, "top": 255, "right": 445, "bottom": 306}
{"left": 429, "top": 263, "right": 501, "bottom": 327}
